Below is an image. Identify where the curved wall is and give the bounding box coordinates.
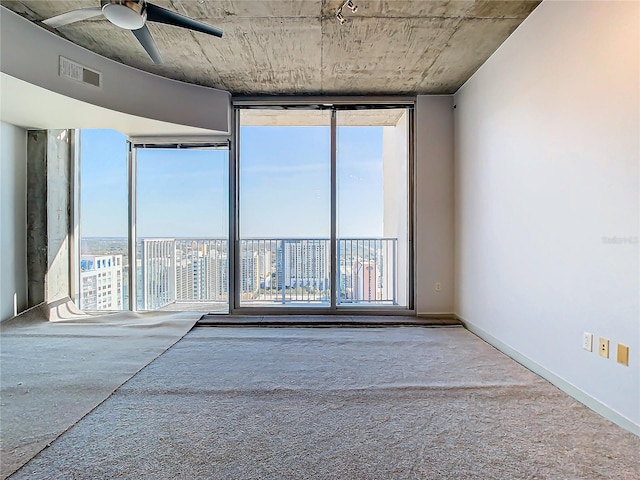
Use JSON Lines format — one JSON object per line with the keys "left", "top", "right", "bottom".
{"left": 0, "top": 7, "right": 230, "bottom": 134}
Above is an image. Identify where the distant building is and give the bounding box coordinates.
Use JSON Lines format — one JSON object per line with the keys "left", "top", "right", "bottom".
{"left": 257, "top": 248, "right": 273, "bottom": 289}
{"left": 241, "top": 251, "right": 259, "bottom": 295}
{"left": 280, "top": 240, "right": 329, "bottom": 290}
{"left": 352, "top": 259, "right": 377, "bottom": 302}
{"left": 80, "top": 255, "right": 123, "bottom": 310}
{"left": 144, "top": 239, "right": 228, "bottom": 309}
{"left": 142, "top": 239, "right": 175, "bottom": 310}
{"left": 176, "top": 244, "right": 227, "bottom": 301}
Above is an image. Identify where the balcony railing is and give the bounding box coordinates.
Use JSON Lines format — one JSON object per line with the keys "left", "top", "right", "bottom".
{"left": 338, "top": 238, "right": 397, "bottom": 305}
{"left": 139, "top": 237, "right": 397, "bottom": 310}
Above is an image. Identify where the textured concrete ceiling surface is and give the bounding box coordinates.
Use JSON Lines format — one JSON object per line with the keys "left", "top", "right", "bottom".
{"left": 2, "top": 0, "right": 540, "bottom": 95}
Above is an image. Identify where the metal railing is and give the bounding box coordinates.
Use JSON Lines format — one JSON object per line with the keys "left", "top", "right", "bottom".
{"left": 338, "top": 238, "right": 397, "bottom": 305}
{"left": 241, "top": 238, "right": 331, "bottom": 304}
{"left": 139, "top": 237, "right": 397, "bottom": 309}
{"left": 139, "top": 238, "right": 228, "bottom": 310}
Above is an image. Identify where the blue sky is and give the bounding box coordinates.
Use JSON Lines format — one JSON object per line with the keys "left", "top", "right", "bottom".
{"left": 80, "top": 125, "right": 385, "bottom": 239}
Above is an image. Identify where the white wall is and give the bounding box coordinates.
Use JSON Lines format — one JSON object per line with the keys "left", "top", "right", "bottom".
{"left": 0, "top": 122, "right": 27, "bottom": 322}
{"left": 454, "top": 0, "right": 639, "bottom": 430}
{"left": 415, "top": 96, "right": 455, "bottom": 314}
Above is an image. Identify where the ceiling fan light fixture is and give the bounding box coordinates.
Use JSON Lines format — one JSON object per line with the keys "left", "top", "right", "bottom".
{"left": 101, "top": 0, "right": 146, "bottom": 30}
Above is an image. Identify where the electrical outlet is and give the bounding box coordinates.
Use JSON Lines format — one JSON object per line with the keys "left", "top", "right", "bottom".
{"left": 583, "top": 332, "right": 593, "bottom": 352}
{"left": 598, "top": 338, "right": 610, "bottom": 358}
{"left": 435, "top": 282, "right": 441, "bottom": 292}
{"left": 617, "top": 344, "right": 629, "bottom": 366}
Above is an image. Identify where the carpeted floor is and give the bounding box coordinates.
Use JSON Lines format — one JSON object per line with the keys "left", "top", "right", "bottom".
{"left": 7, "top": 326, "right": 639, "bottom": 479}
{"left": 0, "top": 310, "right": 203, "bottom": 479}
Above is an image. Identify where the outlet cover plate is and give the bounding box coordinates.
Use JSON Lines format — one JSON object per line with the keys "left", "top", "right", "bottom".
{"left": 599, "top": 337, "right": 610, "bottom": 358}
{"left": 583, "top": 332, "right": 593, "bottom": 352}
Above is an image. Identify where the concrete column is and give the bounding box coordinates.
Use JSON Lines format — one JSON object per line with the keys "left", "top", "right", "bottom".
{"left": 26, "top": 129, "right": 72, "bottom": 307}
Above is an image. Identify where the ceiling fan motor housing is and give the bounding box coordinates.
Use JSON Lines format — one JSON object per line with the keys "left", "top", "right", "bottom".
{"left": 101, "top": 0, "right": 147, "bottom": 30}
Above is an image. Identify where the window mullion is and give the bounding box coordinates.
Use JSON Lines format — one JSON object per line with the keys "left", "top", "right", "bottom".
{"left": 330, "top": 109, "right": 337, "bottom": 310}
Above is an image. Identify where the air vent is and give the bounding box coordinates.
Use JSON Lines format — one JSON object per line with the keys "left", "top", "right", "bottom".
{"left": 59, "top": 56, "right": 102, "bottom": 88}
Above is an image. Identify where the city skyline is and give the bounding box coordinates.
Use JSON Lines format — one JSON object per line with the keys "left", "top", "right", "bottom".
{"left": 81, "top": 237, "right": 398, "bottom": 311}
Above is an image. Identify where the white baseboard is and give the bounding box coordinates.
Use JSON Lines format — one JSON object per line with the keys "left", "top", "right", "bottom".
{"left": 458, "top": 316, "right": 639, "bottom": 437}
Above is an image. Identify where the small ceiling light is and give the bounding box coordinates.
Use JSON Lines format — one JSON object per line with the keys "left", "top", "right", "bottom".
{"left": 336, "top": 1, "right": 358, "bottom": 24}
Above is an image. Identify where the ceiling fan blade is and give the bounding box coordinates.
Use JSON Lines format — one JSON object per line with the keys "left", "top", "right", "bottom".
{"left": 132, "top": 25, "right": 163, "bottom": 64}
{"left": 146, "top": 3, "right": 223, "bottom": 38}
{"left": 43, "top": 7, "right": 102, "bottom": 28}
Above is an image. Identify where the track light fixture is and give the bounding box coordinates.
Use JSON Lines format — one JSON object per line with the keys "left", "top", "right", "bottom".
{"left": 336, "top": 0, "right": 358, "bottom": 24}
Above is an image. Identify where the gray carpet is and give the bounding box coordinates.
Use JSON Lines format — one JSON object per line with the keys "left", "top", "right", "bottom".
{"left": 7, "top": 326, "right": 640, "bottom": 479}
{"left": 0, "top": 310, "right": 203, "bottom": 479}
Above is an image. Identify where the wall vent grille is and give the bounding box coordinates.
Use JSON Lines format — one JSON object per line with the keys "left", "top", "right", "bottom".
{"left": 59, "top": 56, "right": 101, "bottom": 88}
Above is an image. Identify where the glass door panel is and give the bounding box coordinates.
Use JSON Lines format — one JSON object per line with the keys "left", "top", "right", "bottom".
{"left": 135, "top": 146, "right": 229, "bottom": 313}
{"left": 239, "top": 109, "right": 331, "bottom": 307}
{"left": 336, "top": 109, "right": 409, "bottom": 307}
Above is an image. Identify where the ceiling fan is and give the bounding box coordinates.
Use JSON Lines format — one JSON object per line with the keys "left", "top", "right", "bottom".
{"left": 42, "top": 0, "right": 223, "bottom": 64}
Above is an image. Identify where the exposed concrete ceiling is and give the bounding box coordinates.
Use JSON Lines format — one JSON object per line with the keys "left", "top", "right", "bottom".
{"left": 2, "top": 0, "right": 540, "bottom": 95}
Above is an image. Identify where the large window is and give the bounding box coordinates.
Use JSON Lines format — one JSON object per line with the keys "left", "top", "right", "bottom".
{"left": 79, "top": 129, "right": 129, "bottom": 311}
{"left": 135, "top": 146, "right": 229, "bottom": 312}
{"left": 77, "top": 104, "right": 412, "bottom": 313}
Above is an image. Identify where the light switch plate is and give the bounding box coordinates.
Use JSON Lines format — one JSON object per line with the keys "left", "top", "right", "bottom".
{"left": 617, "top": 344, "right": 629, "bottom": 366}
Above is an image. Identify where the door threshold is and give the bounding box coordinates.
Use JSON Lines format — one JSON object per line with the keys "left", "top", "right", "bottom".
{"left": 197, "top": 314, "right": 460, "bottom": 327}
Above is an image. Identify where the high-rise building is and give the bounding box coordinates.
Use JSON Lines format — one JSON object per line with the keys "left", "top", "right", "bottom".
{"left": 141, "top": 239, "right": 175, "bottom": 310}
{"left": 352, "top": 259, "right": 378, "bottom": 302}
{"left": 80, "top": 255, "right": 123, "bottom": 310}
{"left": 176, "top": 245, "right": 228, "bottom": 301}
{"left": 143, "top": 239, "right": 228, "bottom": 309}
{"left": 257, "top": 248, "right": 273, "bottom": 289}
{"left": 241, "top": 251, "right": 259, "bottom": 295}
{"left": 280, "top": 240, "right": 329, "bottom": 290}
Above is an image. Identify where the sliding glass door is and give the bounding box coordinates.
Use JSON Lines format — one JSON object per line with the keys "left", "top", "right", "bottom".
{"left": 236, "top": 106, "right": 411, "bottom": 311}
{"left": 238, "top": 110, "right": 331, "bottom": 307}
